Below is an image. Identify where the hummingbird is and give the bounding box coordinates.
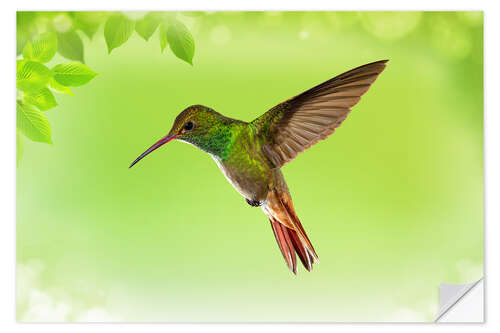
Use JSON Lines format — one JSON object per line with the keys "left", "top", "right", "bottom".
{"left": 130, "top": 60, "right": 388, "bottom": 274}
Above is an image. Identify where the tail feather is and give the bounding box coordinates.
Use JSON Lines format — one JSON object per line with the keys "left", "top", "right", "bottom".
{"left": 264, "top": 188, "right": 319, "bottom": 273}
{"left": 278, "top": 193, "right": 319, "bottom": 261}
{"left": 269, "top": 217, "right": 297, "bottom": 274}
{"left": 288, "top": 227, "right": 313, "bottom": 271}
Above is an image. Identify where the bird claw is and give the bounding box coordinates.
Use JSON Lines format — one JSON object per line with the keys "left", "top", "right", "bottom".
{"left": 246, "top": 198, "right": 262, "bottom": 207}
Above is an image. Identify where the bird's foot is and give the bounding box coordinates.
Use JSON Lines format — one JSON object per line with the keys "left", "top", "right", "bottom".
{"left": 245, "top": 198, "right": 262, "bottom": 207}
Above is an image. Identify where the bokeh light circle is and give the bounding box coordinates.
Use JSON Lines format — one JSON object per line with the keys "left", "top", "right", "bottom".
{"left": 359, "top": 12, "right": 422, "bottom": 40}
{"left": 430, "top": 16, "right": 472, "bottom": 61}
{"left": 210, "top": 25, "right": 232, "bottom": 45}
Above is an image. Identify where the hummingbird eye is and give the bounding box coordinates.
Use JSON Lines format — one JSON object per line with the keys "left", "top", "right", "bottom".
{"left": 184, "top": 121, "right": 194, "bottom": 131}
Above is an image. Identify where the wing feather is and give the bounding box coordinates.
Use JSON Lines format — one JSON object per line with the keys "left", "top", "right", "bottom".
{"left": 252, "top": 60, "right": 388, "bottom": 167}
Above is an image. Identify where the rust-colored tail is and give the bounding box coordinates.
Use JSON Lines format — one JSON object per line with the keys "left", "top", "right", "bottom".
{"left": 263, "top": 188, "right": 319, "bottom": 274}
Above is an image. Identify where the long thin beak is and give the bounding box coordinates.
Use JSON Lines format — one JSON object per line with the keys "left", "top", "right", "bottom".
{"left": 129, "top": 134, "right": 178, "bottom": 168}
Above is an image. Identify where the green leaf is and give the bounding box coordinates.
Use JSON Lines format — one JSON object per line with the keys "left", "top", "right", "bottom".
{"left": 48, "top": 77, "right": 73, "bottom": 95}
{"left": 57, "top": 31, "right": 85, "bottom": 63}
{"left": 167, "top": 19, "right": 195, "bottom": 65}
{"left": 17, "top": 12, "right": 37, "bottom": 55}
{"left": 159, "top": 23, "right": 168, "bottom": 52}
{"left": 17, "top": 60, "right": 53, "bottom": 92}
{"left": 72, "top": 11, "right": 107, "bottom": 39}
{"left": 17, "top": 100, "right": 52, "bottom": 144}
{"left": 135, "top": 12, "right": 163, "bottom": 41}
{"left": 52, "top": 62, "right": 98, "bottom": 86}
{"left": 24, "top": 88, "right": 58, "bottom": 111}
{"left": 104, "top": 13, "right": 135, "bottom": 54}
{"left": 22, "top": 32, "right": 58, "bottom": 63}
{"left": 17, "top": 130, "right": 24, "bottom": 167}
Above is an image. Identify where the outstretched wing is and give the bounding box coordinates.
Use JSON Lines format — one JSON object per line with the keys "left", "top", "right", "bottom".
{"left": 252, "top": 60, "right": 388, "bottom": 168}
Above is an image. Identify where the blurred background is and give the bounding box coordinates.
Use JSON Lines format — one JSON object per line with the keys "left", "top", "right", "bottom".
{"left": 17, "top": 11, "right": 483, "bottom": 322}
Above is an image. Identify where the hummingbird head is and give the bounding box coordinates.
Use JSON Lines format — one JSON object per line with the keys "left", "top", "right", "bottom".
{"left": 129, "top": 105, "right": 235, "bottom": 168}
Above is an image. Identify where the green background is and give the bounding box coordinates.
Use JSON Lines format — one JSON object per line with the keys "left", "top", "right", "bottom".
{"left": 17, "top": 12, "right": 483, "bottom": 322}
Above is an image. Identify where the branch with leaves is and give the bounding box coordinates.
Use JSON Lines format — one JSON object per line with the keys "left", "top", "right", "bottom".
{"left": 16, "top": 11, "right": 198, "bottom": 165}
{"left": 16, "top": 33, "right": 98, "bottom": 164}
{"left": 106, "top": 12, "right": 195, "bottom": 65}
